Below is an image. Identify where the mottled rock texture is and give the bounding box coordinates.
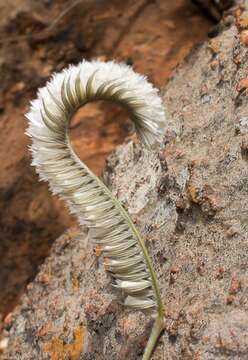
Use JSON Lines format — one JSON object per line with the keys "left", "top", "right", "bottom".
{"left": 3, "top": 10, "right": 248, "bottom": 360}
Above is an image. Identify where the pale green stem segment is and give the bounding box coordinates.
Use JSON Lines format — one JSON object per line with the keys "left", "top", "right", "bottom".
{"left": 66, "top": 107, "right": 164, "bottom": 359}
{"left": 142, "top": 315, "right": 164, "bottom": 360}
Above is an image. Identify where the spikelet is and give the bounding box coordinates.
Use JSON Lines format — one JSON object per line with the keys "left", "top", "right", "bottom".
{"left": 26, "top": 60, "right": 165, "bottom": 359}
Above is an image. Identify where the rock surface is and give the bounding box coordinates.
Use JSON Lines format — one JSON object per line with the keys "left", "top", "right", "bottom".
{"left": 3, "top": 6, "right": 248, "bottom": 360}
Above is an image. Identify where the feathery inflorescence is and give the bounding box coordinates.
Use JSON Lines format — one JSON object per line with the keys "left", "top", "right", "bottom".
{"left": 26, "top": 60, "right": 165, "bottom": 314}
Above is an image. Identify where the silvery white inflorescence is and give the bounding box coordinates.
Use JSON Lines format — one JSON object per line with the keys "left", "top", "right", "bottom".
{"left": 26, "top": 60, "right": 165, "bottom": 360}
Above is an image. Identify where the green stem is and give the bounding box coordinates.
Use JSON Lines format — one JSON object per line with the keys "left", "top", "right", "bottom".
{"left": 66, "top": 129, "right": 164, "bottom": 317}
{"left": 66, "top": 116, "right": 164, "bottom": 360}
{"left": 142, "top": 315, "right": 164, "bottom": 360}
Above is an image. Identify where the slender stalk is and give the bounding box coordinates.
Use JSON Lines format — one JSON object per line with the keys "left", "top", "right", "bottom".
{"left": 66, "top": 129, "right": 164, "bottom": 315}
{"left": 67, "top": 128, "right": 165, "bottom": 360}
{"left": 142, "top": 315, "right": 164, "bottom": 360}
